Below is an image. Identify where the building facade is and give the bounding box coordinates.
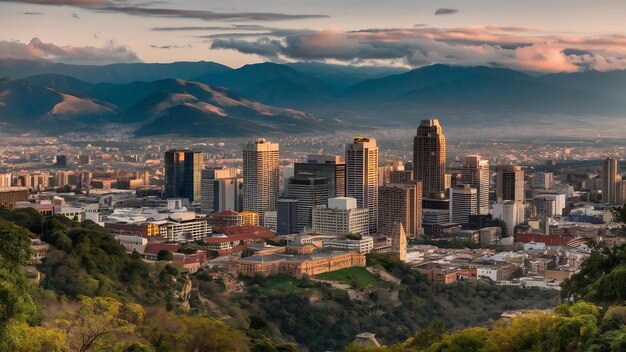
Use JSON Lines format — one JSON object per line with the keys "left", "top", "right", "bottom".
{"left": 377, "top": 181, "right": 423, "bottom": 238}
{"left": 294, "top": 155, "right": 346, "bottom": 198}
{"left": 312, "top": 197, "right": 369, "bottom": 235}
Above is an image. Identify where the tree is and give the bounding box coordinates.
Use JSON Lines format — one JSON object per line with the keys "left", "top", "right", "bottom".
{"left": 0, "top": 220, "right": 34, "bottom": 340}
{"left": 157, "top": 250, "right": 174, "bottom": 261}
{"left": 56, "top": 296, "right": 144, "bottom": 352}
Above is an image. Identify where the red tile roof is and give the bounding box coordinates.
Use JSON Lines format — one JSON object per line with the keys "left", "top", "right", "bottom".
{"left": 223, "top": 225, "right": 276, "bottom": 239}
{"left": 515, "top": 233, "right": 569, "bottom": 246}
{"left": 144, "top": 243, "right": 181, "bottom": 254}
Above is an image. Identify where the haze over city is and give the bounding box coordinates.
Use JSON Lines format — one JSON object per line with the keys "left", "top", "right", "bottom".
{"left": 2, "top": 1, "right": 626, "bottom": 352}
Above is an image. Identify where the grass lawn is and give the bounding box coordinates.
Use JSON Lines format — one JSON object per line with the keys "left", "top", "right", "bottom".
{"left": 261, "top": 274, "right": 300, "bottom": 293}
{"left": 316, "top": 267, "right": 386, "bottom": 290}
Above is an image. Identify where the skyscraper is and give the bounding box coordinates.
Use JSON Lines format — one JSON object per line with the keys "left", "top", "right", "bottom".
{"left": 449, "top": 184, "right": 478, "bottom": 225}
{"left": 294, "top": 155, "right": 346, "bottom": 198}
{"left": 165, "top": 150, "right": 203, "bottom": 202}
{"left": 413, "top": 119, "right": 446, "bottom": 197}
{"left": 451, "top": 155, "right": 490, "bottom": 215}
{"left": 496, "top": 165, "right": 525, "bottom": 203}
{"left": 602, "top": 157, "right": 619, "bottom": 205}
{"left": 346, "top": 137, "right": 379, "bottom": 234}
{"left": 378, "top": 181, "right": 423, "bottom": 238}
{"left": 287, "top": 176, "right": 330, "bottom": 231}
{"left": 243, "top": 139, "right": 280, "bottom": 223}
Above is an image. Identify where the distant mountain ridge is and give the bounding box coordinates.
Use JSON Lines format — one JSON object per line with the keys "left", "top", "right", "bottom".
{"left": 0, "top": 75, "right": 335, "bottom": 136}
{"left": 2, "top": 59, "right": 626, "bottom": 133}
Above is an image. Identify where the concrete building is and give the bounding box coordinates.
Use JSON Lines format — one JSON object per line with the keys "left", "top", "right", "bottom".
{"left": 322, "top": 236, "right": 374, "bottom": 254}
{"left": 294, "top": 155, "right": 346, "bottom": 198}
{"left": 0, "top": 173, "right": 11, "bottom": 188}
{"left": 149, "top": 212, "right": 212, "bottom": 242}
{"left": 346, "top": 137, "right": 379, "bottom": 234}
{"left": 243, "top": 139, "right": 280, "bottom": 223}
{"left": 200, "top": 167, "right": 241, "bottom": 214}
{"left": 378, "top": 181, "right": 422, "bottom": 238}
{"left": 496, "top": 165, "right": 525, "bottom": 203}
{"left": 451, "top": 155, "right": 490, "bottom": 215}
{"left": 312, "top": 197, "right": 369, "bottom": 235}
{"left": 532, "top": 172, "right": 554, "bottom": 189}
{"left": 602, "top": 157, "right": 619, "bottom": 205}
{"left": 165, "top": 150, "right": 203, "bottom": 203}
{"left": 263, "top": 211, "right": 277, "bottom": 232}
{"left": 240, "top": 211, "right": 259, "bottom": 227}
{"left": 479, "top": 227, "right": 502, "bottom": 246}
{"left": 287, "top": 176, "right": 330, "bottom": 231}
{"left": 413, "top": 119, "right": 446, "bottom": 197}
{"left": 449, "top": 184, "right": 478, "bottom": 225}
{"left": 277, "top": 198, "right": 299, "bottom": 235}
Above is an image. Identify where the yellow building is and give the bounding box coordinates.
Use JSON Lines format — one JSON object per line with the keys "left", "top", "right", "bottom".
{"left": 240, "top": 211, "right": 260, "bottom": 226}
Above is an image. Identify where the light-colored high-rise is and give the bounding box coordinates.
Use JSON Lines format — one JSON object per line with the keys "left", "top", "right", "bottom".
{"left": 378, "top": 181, "right": 422, "bottom": 238}
{"left": 200, "top": 167, "right": 241, "bottom": 214}
{"left": 449, "top": 184, "right": 477, "bottom": 225}
{"left": 496, "top": 165, "right": 525, "bottom": 203}
{"left": 413, "top": 119, "right": 446, "bottom": 197}
{"left": 602, "top": 157, "right": 619, "bottom": 205}
{"left": 346, "top": 137, "right": 379, "bottom": 234}
{"left": 243, "top": 139, "right": 279, "bottom": 223}
{"left": 451, "top": 155, "right": 490, "bottom": 215}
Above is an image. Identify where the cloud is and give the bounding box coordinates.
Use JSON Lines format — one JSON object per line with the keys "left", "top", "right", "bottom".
{"left": 435, "top": 8, "right": 458, "bottom": 16}
{"left": 210, "top": 26, "right": 626, "bottom": 72}
{"left": 150, "top": 44, "right": 191, "bottom": 49}
{"left": 20, "top": 11, "right": 43, "bottom": 15}
{"left": 0, "top": 37, "right": 140, "bottom": 64}
{"left": 0, "top": 0, "right": 327, "bottom": 21}
{"left": 72, "top": 12, "right": 80, "bottom": 19}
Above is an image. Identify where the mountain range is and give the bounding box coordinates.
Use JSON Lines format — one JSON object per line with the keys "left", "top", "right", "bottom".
{"left": 1, "top": 59, "right": 626, "bottom": 136}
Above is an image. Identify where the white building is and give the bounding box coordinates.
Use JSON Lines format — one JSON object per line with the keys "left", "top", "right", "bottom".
{"left": 312, "top": 197, "right": 369, "bottom": 235}
{"left": 493, "top": 200, "right": 524, "bottom": 236}
{"left": 152, "top": 212, "right": 212, "bottom": 242}
{"left": 477, "top": 267, "right": 499, "bottom": 281}
{"left": 264, "top": 210, "right": 277, "bottom": 232}
{"left": 322, "top": 235, "right": 374, "bottom": 254}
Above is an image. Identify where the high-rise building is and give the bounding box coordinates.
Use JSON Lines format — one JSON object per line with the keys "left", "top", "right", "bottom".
{"left": 493, "top": 200, "right": 524, "bottom": 237}
{"left": 346, "top": 137, "right": 379, "bottom": 234}
{"left": 602, "top": 157, "right": 619, "bottom": 205}
{"left": 451, "top": 155, "right": 490, "bottom": 215}
{"left": 391, "top": 222, "right": 407, "bottom": 262}
{"left": 165, "top": 150, "right": 203, "bottom": 202}
{"left": 379, "top": 161, "right": 405, "bottom": 186}
{"left": 287, "top": 177, "right": 330, "bottom": 231}
{"left": 294, "top": 155, "right": 346, "bottom": 198}
{"left": 312, "top": 197, "right": 369, "bottom": 235}
{"left": 413, "top": 119, "right": 446, "bottom": 197}
{"left": 243, "top": 139, "right": 280, "bottom": 222}
{"left": 378, "top": 181, "right": 423, "bottom": 238}
{"left": 449, "top": 184, "right": 477, "bottom": 225}
{"left": 200, "top": 167, "right": 241, "bottom": 214}
{"left": 277, "top": 198, "right": 299, "bottom": 235}
{"left": 55, "top": 155, "right": 68, "bottom": 168}
{"left": 0, "top": 187, "right": 28, "bottom": 210}
{"left": 496, "top": 165, "right": 525, "bottom": 203}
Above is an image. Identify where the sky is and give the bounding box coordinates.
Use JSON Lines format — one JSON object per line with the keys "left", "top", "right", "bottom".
{"left": 2, "top": 0, "right": 626, "bottom": 72}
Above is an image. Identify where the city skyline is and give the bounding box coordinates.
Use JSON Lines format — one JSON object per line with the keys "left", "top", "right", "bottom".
{"left": 2, "top": 0, "right": 626, "bottom": 72}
